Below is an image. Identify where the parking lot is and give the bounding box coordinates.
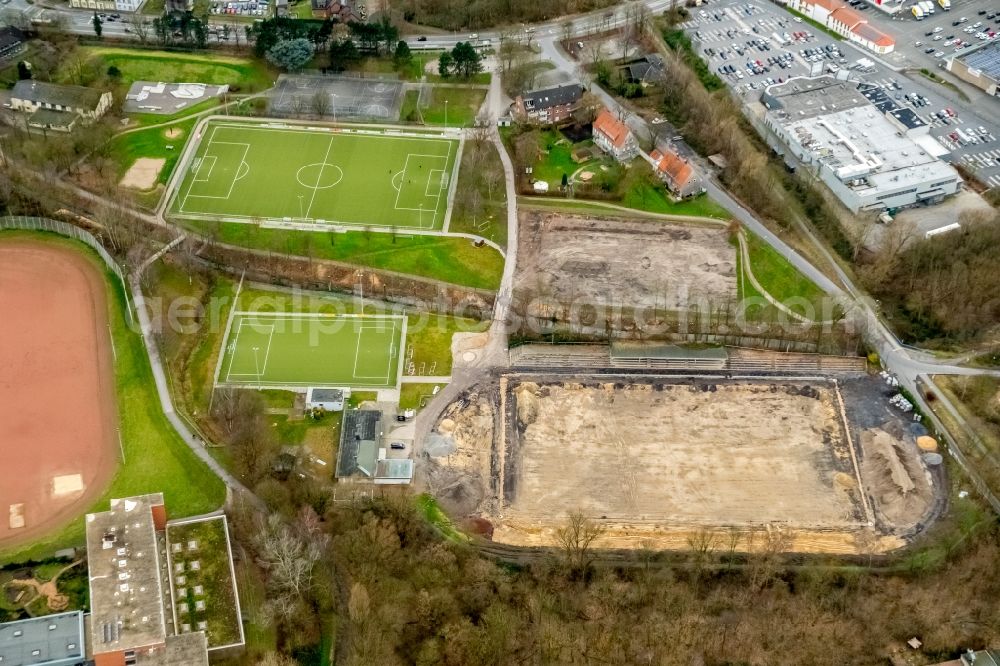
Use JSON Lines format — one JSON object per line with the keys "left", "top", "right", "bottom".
{"left": 684, "top": 0, "right": 1000, "bottom": 190}
{"left": 859, "top": 0, "right": 1000, "bottom": 69}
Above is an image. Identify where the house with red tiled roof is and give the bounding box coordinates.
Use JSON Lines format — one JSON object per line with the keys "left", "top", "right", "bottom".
{"left": 592, "top": 109, "right": 639, "bottom": 162}
{"left": 648, "top": 147, "right": 705, "bottom": 199}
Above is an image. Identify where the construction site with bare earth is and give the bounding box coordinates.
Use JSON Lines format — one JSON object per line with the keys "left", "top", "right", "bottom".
{"left": 420, "top": 371, "right": 945, "bottom": 555}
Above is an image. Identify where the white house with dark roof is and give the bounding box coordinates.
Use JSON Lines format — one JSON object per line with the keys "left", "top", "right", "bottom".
{"left": 10, "top": 81, "right": 112, "bottom": 132}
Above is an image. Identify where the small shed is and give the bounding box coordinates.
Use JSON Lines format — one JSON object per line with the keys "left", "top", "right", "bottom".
{"left": 306, "top": 387, "right": 346, "bottom": 411}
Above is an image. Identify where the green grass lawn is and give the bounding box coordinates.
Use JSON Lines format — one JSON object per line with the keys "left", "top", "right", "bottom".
{"left": 531, "top": 130, "right": 601, "bottom": 187}
{"left": 419, "top": 86, "right": 487, "bottom": 127}
{"left": 165, "top": 517, "right": 241, "bottom": 647}
{"left": 67, "top": 47, "right": 275, "bottom": 92}
{"left": 110, "top": 117, "right": 198, "bottom": 184}
{"left": 186, "top": 220, "right": 505, "bottom": 290}
{"left": 0, "top": 233, "right": 225, "bottom": 566}
{"left": 171, "top": 121, "right": 458, "bottom": 229}
{"left": 399, "top": 382, "right": 445, "bottom": 411}
{"left": 219, "top": 312, "right": 404, "bottom": 388}
{"left": 622, "top": 183, "right": 729, "bottom": 219}
{"left": 741, "top": 232, "right": 830, "bottom": 320}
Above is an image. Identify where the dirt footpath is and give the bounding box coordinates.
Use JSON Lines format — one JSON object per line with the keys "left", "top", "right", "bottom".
{"left": 514, "top": 211, "right": 736, "bottom": 311}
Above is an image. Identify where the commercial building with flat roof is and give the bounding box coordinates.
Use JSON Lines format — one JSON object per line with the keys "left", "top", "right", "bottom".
{"left": 85, "top": 495, "right": 239, "bottom": 666}
{"left": 0, "top": 612, "right": 85, "bottom": 666}
{"left": 946, "top": 41, "right": 1000, "bottom": 97}
{"left": 760, "top": 76, "right": 961, "bottom": 213}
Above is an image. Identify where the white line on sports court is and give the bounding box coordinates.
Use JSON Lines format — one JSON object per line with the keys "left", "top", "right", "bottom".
{"left": 303, "top": 136, "right": 336, "bottom": 220}
{"left": 259, "top": 322, "right": 276, "bottom": 380}
{"left": 223, "top": 318, "right": 246, "bottom": 383}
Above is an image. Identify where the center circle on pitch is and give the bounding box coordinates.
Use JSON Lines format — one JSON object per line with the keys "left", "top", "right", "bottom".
{"left": 296, "top": 163, "right": 344, "bottom": 189}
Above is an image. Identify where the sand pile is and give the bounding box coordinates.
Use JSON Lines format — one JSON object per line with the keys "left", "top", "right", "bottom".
{"left": 860, "top": 430, "right": 933, "bottom": 529}
{"left": 514, "top": 383, "right": 540, "bottom": 427}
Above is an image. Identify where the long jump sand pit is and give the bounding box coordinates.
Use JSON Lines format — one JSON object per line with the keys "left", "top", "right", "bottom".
{"left": 426, "top": 375, "right": 940, "bottom": 554}
{"left": 514, "top": 211, "right": 737, "bottom": 313}
{"left": 0, "top": 239, "right": 119, "bottom": 547}
{"left": 120, "top": 157, "right": 165, "bottom": 190}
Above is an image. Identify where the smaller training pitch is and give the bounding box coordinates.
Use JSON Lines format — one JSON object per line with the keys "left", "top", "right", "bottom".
{"left": 218, "top": 313, "right": 404, "bottom": 389}
{"left": 171, "top": 121, "right": 458, "bottom": 228}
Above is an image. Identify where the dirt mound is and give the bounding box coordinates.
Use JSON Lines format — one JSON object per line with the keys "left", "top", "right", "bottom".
{"left": 423, "top": 391, "right": 496, "bottom": 517}
{"left": 860, "top": 430, "right": 933, "bottom": 530}
{"left": 514, "top": 383, "right": 540, "bottom": 426}
{"left": 916, "top": 436, "right": 938, "bottom": 452}
{"left": 834, "top": 472, "right": 857, "bottom": 489}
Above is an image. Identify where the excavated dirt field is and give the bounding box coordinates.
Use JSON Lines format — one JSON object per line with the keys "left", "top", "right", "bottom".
{"left": 424, "top": 375, "right": 940, "bottom": 554}
{"left": 514, "top": 212, "right": 737, "bottom": 312}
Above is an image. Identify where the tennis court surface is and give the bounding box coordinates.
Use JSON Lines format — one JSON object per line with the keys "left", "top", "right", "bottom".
{"left": 218, "top": 313, "right": 405, "bottom": 389}
{"left": 170, "top": 121, "right": 459, "bottom": 229}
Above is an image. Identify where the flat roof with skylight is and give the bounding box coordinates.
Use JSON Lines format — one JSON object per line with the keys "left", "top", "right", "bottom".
{"left": 85, "top": 493, "right": 168, "bottom": 654}
{"left": 0, "top": 611, "right": 84, "bottom": 666}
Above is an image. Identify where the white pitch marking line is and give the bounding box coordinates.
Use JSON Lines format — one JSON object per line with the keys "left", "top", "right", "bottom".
{"left": 303, "top": 135, "right": 336, "bottom": 220}
{"left": 224, "top": 319, "right": 246, "bottom": 383}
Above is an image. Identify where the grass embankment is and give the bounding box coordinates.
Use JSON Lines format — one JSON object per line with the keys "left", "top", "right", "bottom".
{"left": 739, "top": 231, "right": 830, "bottom": 320}
{"left": 415, "top": 494, "right": 467, "bottom": 542}
{"left": 183, "top": 221, "right": 505, "bottom": 291}
{"left": 64, "top": 46, "right": 276, "bottom": 92}
{"left": 0, "top": 233, "right": 225, "bottom": 566}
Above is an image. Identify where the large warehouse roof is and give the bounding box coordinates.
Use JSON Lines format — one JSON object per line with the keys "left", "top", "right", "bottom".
{"left": 958, "top": 40, "right": 1000, "bottom": 82}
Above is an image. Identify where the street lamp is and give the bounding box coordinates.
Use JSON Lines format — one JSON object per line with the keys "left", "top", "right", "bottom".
{"left": 444, "top": 99, "right": 449, "bottom": 127}
{"left": 252, "top": 345, "right": 261, "bottom": 388}
{"left": 298, "top": 194, "right": 304, "bottom": 221}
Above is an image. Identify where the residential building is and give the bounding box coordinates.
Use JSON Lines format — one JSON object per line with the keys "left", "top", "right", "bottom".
{"left": 310, "top": 0, "right": 359, "bottom": 21}
{"left": 85, "top": 494, "right": 243, "bottom": 665}
{"left": 946, "top": 41, "right": 1000, "bottom": 97}
{"left": 336, "top": 410, "right": 413, "bottom": 484}
{"left": 275, "top": 0, "right": 288, "bottom": 15}
{"left": 592, "top": 109, "right": 639, "bottom": 162}
{"left": 648, "top": 145, "right": 705, "bottom": 198}
{"left": 0, "top": 612, "right": 86, "bottom": 666}
{"left": 759, "top": 76, "right": 961, "bottom": 213}
{"left": 0, "top": 26, "right": 27, "bottom": 62}
{"left": 513, "top": 83, "right": 585, "bottom": 124}
{"left": 622, "top": 54, "right": 666, "bottom": 86}
{"left": 786, "top": 0, "right": 895, "bottom": 53}
{"left": 10, "top": 81, "right": 112, "bottom": 133}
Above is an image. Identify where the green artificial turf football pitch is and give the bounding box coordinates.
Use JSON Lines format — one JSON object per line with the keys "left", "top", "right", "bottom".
{"left": 217, "top": 312, "right": 405, "bottom": 389}
{"left": 170, "top": 121, "right": 459, "bottom": 229}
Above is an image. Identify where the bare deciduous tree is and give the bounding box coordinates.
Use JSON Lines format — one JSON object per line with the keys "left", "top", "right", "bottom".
{"left": 555, "top": 511, "right": 604, "bottom": 575}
